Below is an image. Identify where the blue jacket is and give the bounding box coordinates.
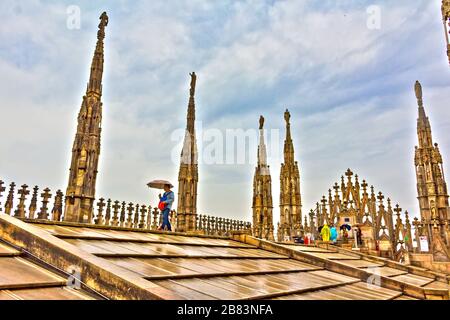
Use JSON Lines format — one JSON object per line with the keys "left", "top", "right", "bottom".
{"left": 161, "top": 191, "right": 175, "bottom": 210}
{"left": 330, "top": 227, "right": 338, "bottom": 241}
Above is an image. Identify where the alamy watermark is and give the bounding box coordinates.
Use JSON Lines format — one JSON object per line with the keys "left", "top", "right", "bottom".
{"left": 67, "top": 265, "right": 82, "bottom": 289}
{"left": 66, "top": 5, "right": 81, "bottom": 30}
{"left": 170, "top": 122, "right": 282, "bottom": 167}
{"left": 366, "top": 266, "right": 382, "bottom": 290}
{"left": 366, "top": 5, "right": 381, "bottom": 30}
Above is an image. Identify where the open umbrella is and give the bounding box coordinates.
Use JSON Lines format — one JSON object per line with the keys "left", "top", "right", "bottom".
{"left": 147, "top": 180, "right": 174, "bottom": 190}
{"left": 340, "top": 224, "right": 352, "bottom": 231}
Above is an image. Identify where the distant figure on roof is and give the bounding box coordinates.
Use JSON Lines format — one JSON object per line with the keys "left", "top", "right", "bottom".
{"left": 158, "top": 184, "right": 175, "bottom": 231}
{"left": 356, "top": 227, "right": 363, "bottom": 246}
{"left": 321, "top": 223, "right": 331, "bottom": 242}
{"left": 330, "top": 226, "right": 338, "bottom": 244}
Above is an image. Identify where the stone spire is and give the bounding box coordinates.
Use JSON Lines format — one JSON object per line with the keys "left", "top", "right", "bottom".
{"left": 278, "top": 109, "right": 303, "bottom": 242}
{"left": 252, "top": 116, "right": 275, "bottom": 240}
{"left": 177, "top": 72, "right": 199, "bottom": 233}
{"left": 64, "top": 12, "right": 108, "bottom": 223}
{"left": 414, "top": 81, "right": 450, "bottom": 261}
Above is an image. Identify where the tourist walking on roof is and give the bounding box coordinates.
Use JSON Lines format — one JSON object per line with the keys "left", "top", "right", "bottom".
{"left": 158, "top": 184, "right": 175, "bottom": 231}
{"left": 321, "top": 223, "right": 331, "bottom": 242}
{"left": 330, "top": 226, "right": 338, "bottom": 244}
{"left": 356, "top": 227, "right": 363, "bottom": 246}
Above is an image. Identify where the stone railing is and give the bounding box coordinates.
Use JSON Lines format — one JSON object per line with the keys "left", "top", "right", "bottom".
{"left": 0, "top": 179, "right": 251, "bottom": 237}
{"left": 196, "top": 214, "right": 251, "bottom": 237}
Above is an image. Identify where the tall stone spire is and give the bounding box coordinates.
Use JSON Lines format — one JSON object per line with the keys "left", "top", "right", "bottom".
{"left": 177, "top": 72, "right": 199, "bottom": 233}
{"left": 278, "top": 109, "right": 303, "bottom": 242}
{"left": 252, "top": 116, "right": 275, "bottom": 240}
{"left": 414, "top": 81, "right": 450, "bottom": 261}
{"left": 64, "top": 12, "right": 108, "bottom": 223}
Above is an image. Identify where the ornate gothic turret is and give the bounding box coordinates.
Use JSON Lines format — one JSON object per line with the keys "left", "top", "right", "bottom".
{"left": 414, "top": 81, "right": 450, "bottom": 261}
{"left": 64, "top": 12, "right": 109, "bottom": 223}
{"left": 278, "top": 109, "right": 303, "bottom": 241}
{"left": 177, "top": 73, "right": 199, "bottom": 232}
{"left": 252, "top": 116, "right": 275, "bottom": 240}
{"left": 309, "top": 169, "right": 412, "bottom": 261}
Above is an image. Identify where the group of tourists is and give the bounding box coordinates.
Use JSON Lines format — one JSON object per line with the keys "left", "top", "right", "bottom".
{"left": 299, "top": 223, "right": 364, "bottom": 247}
{"left": 319, "top": 223, "right": 363, "bottom": 245}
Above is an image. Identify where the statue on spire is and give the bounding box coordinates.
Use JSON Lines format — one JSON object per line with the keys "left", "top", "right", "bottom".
{"left": 415, "top": 81, "right": 423, "bottom": 101}
{"left": 259, "top": 116, "right": 265, "bottom": 130}
{"left": 97, "top": 12, "right": 109, "bottom": 40}
{"left": 99, "top": 12, "right": 109, "bottom": 29}
{"left": 284, "top": 109, "right": 291, "bottom": 125}
{"left": 190, "top": 72, "right": 197, "bottom": 97}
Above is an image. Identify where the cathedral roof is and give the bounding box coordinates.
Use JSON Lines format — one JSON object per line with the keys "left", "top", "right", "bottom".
{"left": 0, "top": 238, "right": 97, "bottom": 300}
{"left": 0, "top": 214, "right": 448, "bottom": 300}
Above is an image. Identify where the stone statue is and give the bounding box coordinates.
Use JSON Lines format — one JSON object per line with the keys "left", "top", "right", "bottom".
{"left": 284, "top": 109, "right": 291, "bottom": 124}
{"left": 190, "top": 72, "right": 197, "bottom": 97}
{"left": 99, "top": 12, "right": 109, "bottom": 28}
{"left": 415, "top": 81, "right": 422, "bottom": 101}
{"left": 259, "top": 116, "right": 265, "bottom": 130}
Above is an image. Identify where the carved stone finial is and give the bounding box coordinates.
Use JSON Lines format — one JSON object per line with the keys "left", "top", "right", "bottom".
{"left": 126, "top": 202, "right": 134, "bottom": 228}
{"left": 138, "top": 204, "right": 146, "bottom": 229}
{"left": 38, "top": 188, "right": 52, "bottom": 220}
{"left": 5, "top": 182, "right": 16, "bottom": 215}
{"left": 405, "top": 210, "right": 411, "bottom": 224}
{"left": 14, "top": 184, "right": 29, "bottom": 219}
{"left": 394, "top": 204, "right": 403, "bottom": 217}
{"left": 345, "top": 168, "right": 354, "bottom": 179}
{"left": 104, "top": 199, "right": 112, "bottom": 226}
{"left": 111, "top": 201, "right": 120, "bottom": 227}
{"left": 120, "top": 201, "right": 126, "bottom": 227}
{"left": 28, "top": 186, "right": 39, "bottom": 219}
{"left": 146, "top": 205, "right": 153, "bottom": 229}
{"left": 51, "top": 190, "right": 64, "bottom": 222}
{"left": 139, "top": 205, "right": 148, "bottom": 229}
{"left": 133, "top": 203, "right": 140, "bottom": 228}
{"left": 96, "top": 198, "right": 106, "bottom": 225}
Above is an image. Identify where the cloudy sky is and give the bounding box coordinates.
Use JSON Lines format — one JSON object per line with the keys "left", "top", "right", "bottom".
{"left": 1, "top": 0, "right": 449, "bottom": 225}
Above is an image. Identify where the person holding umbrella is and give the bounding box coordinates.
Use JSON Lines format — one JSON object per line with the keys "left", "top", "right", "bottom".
{"left": 147, "top": 180, "right": 175, "bottom": 231}
{"left": 340, "top": 224, "right": 351, "bottom": 244}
